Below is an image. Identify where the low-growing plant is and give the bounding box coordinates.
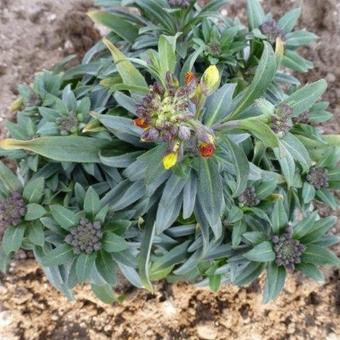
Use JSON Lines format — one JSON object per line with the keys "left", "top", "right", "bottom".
{"left": 0, "top": 0, "right": 339, "bottom": 304}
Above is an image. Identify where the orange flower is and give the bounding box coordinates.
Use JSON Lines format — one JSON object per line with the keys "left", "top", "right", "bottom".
{"left": 185, "top": 71, "right": 196, "bottom": 86}
{"left": 134, "top": 117, "right": 149, "bottom": 129}
{"left": 199, "top": 143, "right": 215, "bottom": 158}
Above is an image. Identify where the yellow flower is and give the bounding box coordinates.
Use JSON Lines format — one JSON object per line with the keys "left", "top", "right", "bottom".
{"left": 201, "top": 65, "right": 220, "bottom": 95}
{"left": 162, "top": 152, "right": 178, "bottom": 170}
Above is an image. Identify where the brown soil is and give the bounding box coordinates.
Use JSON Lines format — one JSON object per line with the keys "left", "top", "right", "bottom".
{"left": 0, "top": 1, "right": 339, "bottom": 339}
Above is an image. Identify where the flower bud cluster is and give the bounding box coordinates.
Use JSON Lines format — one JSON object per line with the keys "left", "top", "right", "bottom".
{"left": 168, "top": 0, "right": 191, "bottom": 8}
{"left": 306, "top": 166, "right": 329, "bottom": 190}
{"left": 65, "top": 218, "right": 103, "bottom": 254}
{"left": 207, "top": 43, "right": 222, "bottom": 57}
{"left": 0, "top": 192, "right": 26, "bottom": 229}
{"left": 271, "top": 104, "right": 293, "bottom": 136}
{"left": 292, "top": 111, "right": 310, "bottom": 125}
{"left": 56, "top": 113, "right": 78, "bottom": 136}
{"left": 272, "top": 227, "right": 305, "bottom": 271}
{"left": 260, "top": 20, "right": 286, "bottom": 43}
{"left": 238, "top": 187, "right": 260, "bottom": 207}
{"left": 136, "top": 79, "right": 195, "bottom": 143}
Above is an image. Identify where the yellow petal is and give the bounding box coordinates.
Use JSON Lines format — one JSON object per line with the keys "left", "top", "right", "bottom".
{"left": 162, "top": 152, "right": 178, "bottom": 170}
{"left": 201, "top": 65, "right": 220, "bottom": 95}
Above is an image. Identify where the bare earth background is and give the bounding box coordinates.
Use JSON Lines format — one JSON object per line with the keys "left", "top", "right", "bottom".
{"left": 0, "top": 0, "right": 339, "bottom": 339}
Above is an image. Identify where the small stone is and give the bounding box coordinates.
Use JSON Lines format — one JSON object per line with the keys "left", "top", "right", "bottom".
{"left": 326, "top": 73, "right": 336, "bottom": 83}
{"left": 0, "top": 311, "right": 12, "bottom": 327}
{"left": 196, "top": 323, "right": 218, "bottom": 340}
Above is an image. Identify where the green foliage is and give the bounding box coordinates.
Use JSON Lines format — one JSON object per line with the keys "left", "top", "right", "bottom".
{"left": 0, "top": 0, "right": 338, "bottom": 305}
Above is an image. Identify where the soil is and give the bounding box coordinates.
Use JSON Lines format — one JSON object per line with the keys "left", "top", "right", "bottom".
{"left": 0, "top": 1, "right": 339, "bottom": 339}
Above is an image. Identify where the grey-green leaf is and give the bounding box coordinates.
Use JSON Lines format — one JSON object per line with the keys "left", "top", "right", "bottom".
{"left": 244, "top": 241, "right": 275, "bottom": 262}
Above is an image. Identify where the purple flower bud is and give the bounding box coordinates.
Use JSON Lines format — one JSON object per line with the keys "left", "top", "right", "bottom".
{"left": 178, "top": 125, "right": 191, "bottom": 141}
{"left": 141, "top": 128, "right": 160, "bottom": 142}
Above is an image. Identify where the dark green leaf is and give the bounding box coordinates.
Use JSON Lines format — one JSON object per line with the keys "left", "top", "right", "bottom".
{"left": 0, "top": 137, "right": 111, "bottom": 163}
{"left": 42, "top": 244, "right": 74, "bottom": 266}
{"left": 76, "top": 253, "right": 96, "bottom": 282}
{"left": 25, "top": 203, "right": 46, "bottom": 221}
{"left": 263, "top": 262, "right": 286, "bottom": 303}
{"left": 244, "top": 241, "right": 275, "bottom": 262}
{"left": 2, "top": 225, "right": 26, "bottom": 255}
{"left": 27, "top": 221, "right": 45, "bottom": 246}
{"left": 50, "top": 205, "right": 79, "bottom": 230}
{"left": 84, "top": 187, "right": 101, "bottom": 218}
{"left": 96, "top": 251, "right": 117, "bottom": 284}
{"left": 302, "top": 245, "right": 340, "bottom": 266}
{"left": 103, "top": 232, "right": 128, "bottom": 253}
{"left": 23, "top": 177, "right": 45, "bottom": 203}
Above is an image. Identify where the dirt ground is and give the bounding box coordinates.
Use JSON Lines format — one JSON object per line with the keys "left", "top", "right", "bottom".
{"left": 0, "top": 0, "right": 339, "bottom": 339}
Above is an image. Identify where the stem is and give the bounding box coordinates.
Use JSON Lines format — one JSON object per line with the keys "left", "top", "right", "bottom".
{"left": 213, "top": 120, "right": 241, "bottom": 131}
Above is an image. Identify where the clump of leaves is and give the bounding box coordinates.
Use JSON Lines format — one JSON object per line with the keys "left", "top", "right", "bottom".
{"left": 0, "top": 0, "right": 339, "bottom": 304}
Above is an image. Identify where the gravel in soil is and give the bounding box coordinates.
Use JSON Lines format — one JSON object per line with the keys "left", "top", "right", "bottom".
{"left": 0, "top": 0, "right": 339, "bottom": 339}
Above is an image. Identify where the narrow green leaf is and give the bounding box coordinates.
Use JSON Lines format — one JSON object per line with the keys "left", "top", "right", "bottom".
{"left": 84, "top": 187, "right": 101, "bottom": 218}
{"left": 197, "top": 158, "right": 223, "bottom": 238}
{"left": 25, "top": 203, "right": 46, "bottom": 221}
{"left": 158, "top": 34, "right": 180, "bottom": 80}
{"left": 239, "top": 119, "right": 279, "bottom": 148}
{"left": 103, "top": 38, "right": 148, "bottom": 90}
{"left": 247, "top": 0, "right": 265, "bottom": 29}
{"left": 88, "top": 11, "right": 138, "bottom": 43}
{"left": 244, "top": 241, "right": 275, "bottom": 262}
{"left": 220, "top": 136, "right": 249, "bottom": 197}
{"left": 0, "top": 137, "right": 111, "bottom": 163}
{"left": 274, "top": 144, "right": 295, "bottom": 188}
{"left": 263, "top": 262, "right": 286, "bottom": 303}
{"left": 205, "top": 84, "right": 236, "bottom": 126}
{"left": 42, "top": 244, "right": 74, "bottom": 266}
{"left": 50, "top": 205, "right": 79, "bottom": 230}
{"left": 103, "top": 232, "right": 128, "bottom": 253}
{"left": 2, "top": 225, "right": 26, "bottom": 255}
{"left": 271, "top": 200, "right": 288, "bottom": 234}
{"left": 209, "top": 275, "right": 222, "bottom": 292}
{"left": 91, "top": 284, "right": 116, "bottom": 304}
{"left": 0, "top": 161, "right": 21, "bottom": 193}
{"left": 295, "top": 263, "right": 325, "bottom": 282}
{"left": 293, "top": 211, "right": 318, "bottom": 239}
{"left": 234, "top": 262, "right": 264, "bottom": 286}
{"left": 302, "top": 244, "right": 340, "bottom": 266}
{"left": 278, "top": 8, "right": 301, "bottom": 33}
{"left": 282, "top": 80, "right": 327, "bottom": 116}
{"left": 23, "top": 177, "right": 45, "bottom": 203}
{"left": 138, "top": 213, "right": 156, "bottom": 292}
{"left": 281, "top": 133, "right": 311, "bottom": 171}
{"left": 27, "top": 221, "right": 45, "bottom": 246}
{"left": 96, "top": 251, "right": 117, "bottom": 284}
{"left": 230, "top": 43, "right": 277, "bottom": 119}
{"left": 76, "top": 253, "right": 96, "bottom": 282}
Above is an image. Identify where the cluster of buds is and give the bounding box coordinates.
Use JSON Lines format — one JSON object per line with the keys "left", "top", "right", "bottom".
{"left": 306, "top": 166, "right": 329, "bottom": 190}
{"left": 238, "top": 187, "right": 260, "bottom": 207}
{"left": 135, "top": 70, "right": 218, "bottom": 169}
{"left": 271, "top": 104, "right": 293, "bottom": 137}
{"left": 260, "top": 20, "right": 286, "bottom": 44}
{"left": 168, "top": 0, "right": 191, "bottom": 8}
{"left": 0, "top": 192, "right": 27, "bottom": 229}
{"left": 272, "top": 227, "right": 305, "bottom": 271}
{"left": 292, "top": 111, "right": 310, "bottom": 125}
{"left": 65, "top": 218, "right": 102, "bottom": 254}
{"left": 56, "top": 113, "right": 78, "bottom": 136}
{"left": 207, "top": 42, "right": 222, "bottom": 57}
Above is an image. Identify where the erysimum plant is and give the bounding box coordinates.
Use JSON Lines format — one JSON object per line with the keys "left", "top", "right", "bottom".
{"left": 0, "top": 0, "right": 339, "bottom": 304}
